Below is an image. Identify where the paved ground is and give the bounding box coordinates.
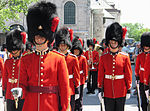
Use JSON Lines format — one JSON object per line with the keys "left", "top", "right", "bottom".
{"left": 0, "top": 65, "right": 140, "bottom": 111}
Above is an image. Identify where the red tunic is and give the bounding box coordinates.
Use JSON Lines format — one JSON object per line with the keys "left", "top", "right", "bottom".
{"left": 78, "top": 55, "right": 88, "bottom": 85}
{"left": 98, "top": 52, "right": 132, "bottom": 98}
{"left": 65, "top": 53, "right": 80, "bottom": 95}
{"left": 144, "top": 54, "right": 150, "bottom": 85}
{"left": 19, "top": 51, "right": 70, "bottom": 111}
{"left": 84, "top": 50, "right": 99, "bottom": 71}
{"left": 0, "top": 57, "right": 4, "bottom": 81}
{"left": 135, "top": 52, "right": 148, "bottom": 83}
{"left": 2, "top": 57, "right": 25, "bottom": 99}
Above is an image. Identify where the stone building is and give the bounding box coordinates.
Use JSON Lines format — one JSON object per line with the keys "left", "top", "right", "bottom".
{"left": 0, "top": 0, "right": 121, "bottom": 48}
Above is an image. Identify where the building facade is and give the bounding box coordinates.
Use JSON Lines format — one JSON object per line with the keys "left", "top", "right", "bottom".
{"left": 0, "top": 0, "right": 121, "bottom": 48}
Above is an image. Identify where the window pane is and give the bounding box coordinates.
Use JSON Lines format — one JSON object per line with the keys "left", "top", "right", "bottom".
{"left": 64, "top": 1, "right": 75, "bottom": 24}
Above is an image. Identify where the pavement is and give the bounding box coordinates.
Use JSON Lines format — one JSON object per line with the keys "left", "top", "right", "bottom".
{"left": 0, "top": 65, "right": 140, "bottom": 111}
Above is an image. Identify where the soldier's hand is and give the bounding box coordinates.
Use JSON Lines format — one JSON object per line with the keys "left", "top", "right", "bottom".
{"left": 75, "top": 94, "right": 79, "bottom": 100}
{"left": 126, "top": 89, "right": 131, "bottom": 99}
{"left": 11, "top": 87, "right": 22, "bottom": 99}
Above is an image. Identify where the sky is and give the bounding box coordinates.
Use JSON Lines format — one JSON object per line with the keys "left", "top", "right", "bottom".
{"left": 114, "top": 0, "right": 150, "bottom": 28}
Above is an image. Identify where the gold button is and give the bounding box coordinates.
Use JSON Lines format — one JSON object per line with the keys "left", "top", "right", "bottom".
{"left": 113, "top": 62, "right": 115, "bottom": 64}
{"left": 41, "top": 73, "right": 43, "bottom": 75}
{"left": 41, "top": 56, "right": 43, "bottom": 59}
{"left": 12, "top": 77, "right": 14, "bottom": 79}
{"left": 14, "top": 60, "right": 16, "bottom": 62}
{"left": 13, "top": 63, "right": 15, "bottom": 65}
{"left": 13, "top": 67, "right": 15, "bottom": 69}
{"left": 12, "top": 73, "right": 14, "bottom": 75}
{"left": 113, "top": 56, "right": 115, "bottom": 58}
{"left": 113, "top": 70, "right": 115, "bottom": 72}
{"left": 40, "top": 93, "right": 42, "bottom": 94}
{"left": 41, "top": 79, "right": 43, "bottom": 81}
{"left": 41, "top": 67, "right": 43, "bottom": 70}
{"left": 12, "top": 70, "right": 15, "bottom": 72}
{"left": 41, "top": 85, "right": 43, "bottom": 87}
{"left": 112, "top": 74, "right": 114, "bottom": 76}
{"left": 113, "top": 59, "right": 115, "bottom": 61}
{"left": 41, "top": 61, "right": 44, "bottom": 64}
{"left": 113, "top": 66, "right": 115, "bottom": 68}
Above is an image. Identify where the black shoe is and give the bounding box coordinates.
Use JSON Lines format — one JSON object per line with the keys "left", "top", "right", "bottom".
{"left": 91, "top": 91, "right": 95, "bottom": 94}
{"left": 86, "top": 91, "right": 91, "bottom": 94}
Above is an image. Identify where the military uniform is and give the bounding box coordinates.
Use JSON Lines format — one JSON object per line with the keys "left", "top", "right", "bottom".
{"left": 19, "top": 50, "right": 70, "bottom": 111}
{"left": 144, "top": 53, "right": 150, "bottom": 85}
{"left": 84, "top": 49, "right": 99, "bottom": 93}
{"left": 98, "top": 22, "right": 132, "bottom": 111}
{"left": 135, "top": 52, "right": 148, "bottom": 111}
{"left": 2, "top": 29, "right": 25, "bottom": 111}
{"left": 2, "top": 57, "right": 25, "bottom": 111}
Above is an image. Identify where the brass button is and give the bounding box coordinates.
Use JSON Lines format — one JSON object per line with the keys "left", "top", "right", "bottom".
{"left": 41, "top": 61, "right": 44, "bottom": 64}
{"left": 41, "top": 56, "right": 43, "bottom": 59}
{"left": 41, "top": 85, "right": 43, "bottom": 87}
{"left": 41, "top": 79, "right": 43, "bottom": 81}
{"left": 41, "top": 67, "right": 43, "bottom": 70}
{"left": 41, "top": 73, "right": 43, "bottom": 75}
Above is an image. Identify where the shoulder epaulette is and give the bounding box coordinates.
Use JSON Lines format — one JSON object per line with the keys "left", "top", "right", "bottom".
{"left": 22, "top": 52, "right": 33, "bottom": 57}
{"left": 69, "top": 53, "right": 77, "bottom": 58}
{"left": 101, "top": 52, "right": 108, "bottom": 56}
{"left": 81, "top": 55, "right": 86, "bottom": 58}
{"left": 119, "top": 52, "right": 128, "bottom": 56}
{"left": 52, "top": 50, "right": 65, "bottom": 56}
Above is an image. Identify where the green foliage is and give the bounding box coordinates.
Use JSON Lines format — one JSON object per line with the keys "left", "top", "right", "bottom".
{"left": 0, "top": 0, "right": 38, "bottom": 32}
{"left": 121, "top": 23, "right": 150, "bottom": 41}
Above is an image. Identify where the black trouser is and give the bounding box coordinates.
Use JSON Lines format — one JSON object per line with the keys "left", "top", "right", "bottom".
{"left": 75, "top": 84, "right": 84, "bottom": 111}
{"left": 7, "top": 99, "right": 24, "bottom": 111}
{"left": 138, "top": 83, "right": 148, "bottom": 111}
{"left": 87, "top": 71, "right": 98, "bottom": 92}
{"left": 104, "top": 97, "right": 126, "bottom": 111}
{"left": 70, "top": 95, "right": 75, "bottom": 111}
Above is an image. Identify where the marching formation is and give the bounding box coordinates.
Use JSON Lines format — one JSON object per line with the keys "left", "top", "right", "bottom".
{"left": 0, "top": 1, "right": 150, "bottom": 111}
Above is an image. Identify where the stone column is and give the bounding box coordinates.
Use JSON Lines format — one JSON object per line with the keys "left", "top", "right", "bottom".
{"left": 92, "top": 9, "right": 104, "bottom": 42}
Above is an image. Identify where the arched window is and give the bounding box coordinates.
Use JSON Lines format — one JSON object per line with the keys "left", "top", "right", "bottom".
{"left": 64, "top": 1, "right": 75, "bottom": 24}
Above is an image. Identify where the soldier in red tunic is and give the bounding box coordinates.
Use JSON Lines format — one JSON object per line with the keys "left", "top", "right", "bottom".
{"left": 84, "top": 39, "right": 99, "bottom": 94}
{"left": 135, "top": 32, "right": 150, "bottom": 111}
{"left": 0, "top": 56, "right": 4, "bottom": 82}
{"left": 71, "top": 37, "right": 88, "bottom": 111}
{"left": 55, "top": 27, "right": 80, "bottom": 111}
{"left": 98, "top": 22, "right": 132, "bottom": 111}
{"left": 2, "top": 29, "right": 25, "bottom": 111}
{"left": 19, "top": 2, "right": 70, "bottom": 111}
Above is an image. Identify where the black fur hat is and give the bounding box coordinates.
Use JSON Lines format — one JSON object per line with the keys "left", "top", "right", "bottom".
{"left": 55, "top": 27, "right": 73, "bottom": 49}
{"left": 105, "top": 22, "right": 123, "bottom": 46}
{"left": 27, "top": 1, "right": 59, "bottom": 45}
{"left": 87, "top": 39, "right": 95, "bottom": 48}
{"left": 6, "top": 29, "right": 23, "bottom": 52}
{"left": 71, "top": 37, "right": 83, "bottom": 55}
{"left": 141, "top": 32, "right": 150, "bottom": 48}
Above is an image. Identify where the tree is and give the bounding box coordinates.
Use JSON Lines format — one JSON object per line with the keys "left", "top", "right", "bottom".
{"left": 0, "top": 0, "right": 38, "bottom": 31}
{"left": 121, "top": 23, "right": 150, "bottom": 41}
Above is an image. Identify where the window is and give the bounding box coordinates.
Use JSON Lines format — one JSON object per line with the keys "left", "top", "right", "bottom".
{"left": 64, "top": 1, "right": 75, "bottom": 24}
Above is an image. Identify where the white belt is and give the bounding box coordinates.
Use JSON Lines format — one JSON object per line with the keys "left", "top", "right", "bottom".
{"left": 80, "top": 70, "right": 83, "bottom": 74}
{"left": 8, "top": 78, "right": 18, "bottom": 84}
{"left": 140, "top": 67, "right": 144, "bottom": 71}
{"left": 69, "top": 75, "right": 73, "bottom": 79}
{"left": 105, "top": 74, "right": 124, "bottom": 80}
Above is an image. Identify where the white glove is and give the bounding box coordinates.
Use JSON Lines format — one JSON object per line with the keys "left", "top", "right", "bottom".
{"left": 11, "top": 87, "right": 22, "bottom": 99}
{"left": 98, "top": 92, "right": 103, "bottom": 102}
{"left": 126, "top": 93, "right": 130, "bottom": 99}
{"left": 145, "top": 90, "right": 149, "bottom": 100}
{"left": 75, "top": 94, "right": 79, "bottom": 100}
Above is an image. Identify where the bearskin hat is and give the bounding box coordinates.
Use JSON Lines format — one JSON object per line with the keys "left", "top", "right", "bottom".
{"left": 141, "top": 32, "right": 150, "bottom": 48}
{"left": 71, "top": 36, "right": 83, "bottom": 55}
{"left": 27, "top": 1, "right": 59, "bottom": 45}
{"left": 105, "top": 22, "right": 123, "bottom": 46}
{"left": 6, "top": 29, "right": 24, "bottom": 52}
{"left": 55, "top": 27, "right": 73, "bottom": 49}
{"left": 87, "top": 39, "right": 95, "bottom": 48}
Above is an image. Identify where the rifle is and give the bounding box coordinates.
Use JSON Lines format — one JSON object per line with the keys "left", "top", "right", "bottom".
{"left": 136, "top": 83, "right": 142, "bottom": 111}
